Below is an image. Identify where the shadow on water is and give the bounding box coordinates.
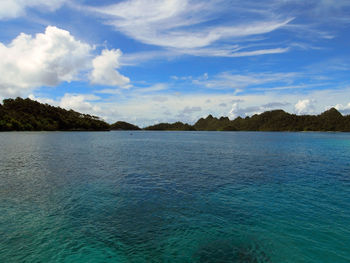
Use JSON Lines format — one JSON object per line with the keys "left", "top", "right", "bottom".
{"left": 193, "top": 239, "right": 270, "bottom": 263}
{"left": 61, "top": 177, "right": 274, "bottom": 262}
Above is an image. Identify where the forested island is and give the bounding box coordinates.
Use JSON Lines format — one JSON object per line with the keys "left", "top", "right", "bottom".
{"left": 0, "top": 97, "right": 109, "bottom": 131}
{"left": 110, "top": 121, "right": 141, "bottom": 131}
{"left": 144, "top": 108, "right": 350, "bottom": 132}
{"left": 1, "top": 97, "right": 350, "bottom": 132}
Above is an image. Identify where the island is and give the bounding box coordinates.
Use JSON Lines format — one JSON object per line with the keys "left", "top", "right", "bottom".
{"left": 144, "top": 108, "right": 350, "bottom": 132}
{"left": 110, "top": 121, "right": 141, "bottom": 131}
{"left": 0, "top": 97, "right": 109, "bottom": 131}
{"left": 1, "top": 97, "right": 350, "bottom": 132}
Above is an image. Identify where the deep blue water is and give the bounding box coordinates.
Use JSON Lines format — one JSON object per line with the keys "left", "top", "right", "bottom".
{"left": 0, "top": 131, "right": 350, "bottom": 262}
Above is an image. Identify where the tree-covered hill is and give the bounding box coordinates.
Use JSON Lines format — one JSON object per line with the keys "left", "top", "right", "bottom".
{"left": 144, "top": 121, "right": 195, "bottom": 131}
{"left": 144, "top": 108, "right": 350, "bottom": 132}
{"left": 2, "top": 97, "right": 350, "bottom": 132}
{"left": 0, "top": 97, "right": 110, "bottom": 131}
{"left": 110, "top": 121, "right": 141, "bottom": 130}
{"left": 194, "top": 115, "right": 231, "bottom": 131}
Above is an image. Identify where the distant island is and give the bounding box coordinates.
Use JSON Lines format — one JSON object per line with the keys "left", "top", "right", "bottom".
{"left": 146, "top": 108, "right": 350, "bottom": 132}
{"left": 110, "top": 121, "right": 141, "bottom": 131}
{"left": 1, "top": 97, "right": 350, "bottom": 132}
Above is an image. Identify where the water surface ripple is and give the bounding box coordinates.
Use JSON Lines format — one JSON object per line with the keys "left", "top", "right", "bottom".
{"left": 1, "top": 131, "right": 350, "bottom": 262}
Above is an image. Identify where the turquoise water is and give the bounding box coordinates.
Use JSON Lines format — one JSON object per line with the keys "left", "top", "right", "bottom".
{"left": 0, "top": 131, "right": 350, "bottom": 262}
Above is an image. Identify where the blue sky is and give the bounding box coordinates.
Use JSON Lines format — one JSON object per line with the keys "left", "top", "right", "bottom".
{"left": 1, "top": 0, "right": 350, "bottom": 126}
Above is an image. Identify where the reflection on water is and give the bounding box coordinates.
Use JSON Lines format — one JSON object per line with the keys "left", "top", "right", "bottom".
{"left": 1, "top": 131, "right": 350, "bottom": 262}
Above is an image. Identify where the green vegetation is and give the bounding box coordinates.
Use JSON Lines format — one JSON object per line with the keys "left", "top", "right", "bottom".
{"left": 194, "top": 115, "right": 231, "bottom": 131}
{"left": 144, "top": 121, "right": 195, "bottom": 131}
{"left": 0, "top": 97, "right": 109, "bottom": 131}
{"left": 110, "top": 121, "right": 141, "bottom": 130}
{"left": 144, "top": 108, "right": 350, "bottom": 132}
{"left": 1, "top": 97, "right": 350, "bottom": 132}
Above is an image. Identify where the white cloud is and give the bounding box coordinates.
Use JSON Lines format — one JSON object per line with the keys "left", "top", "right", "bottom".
{"left": 181, "top": 46, "right": 290, "bottom": 57}
{"left": 331, "top": 103, "right": 350, "bottom": 115}
{"left": 229, "top": 103, "right": 243, "bottom": 119}
{"left": 97, "top": 88, "right": 350, "bottom": 125}
{"left": 294, "top": 99, "right": 316, "bottom": 115}
{"left": 90, "top": 0, "right": 292, "bottom": 56}
{"left": 28, "top": 94, "right": 57, "bottom": 105}
{"left": 0, "top": 26, "right": 92, "bottom": 97}
{"left": 192, "top": 72, "right": 298, "bottom": 91}
{"left": 81, "top": 0, "right": 350, "bottom": 62}
{"left": 132, "top": 83, "right": 169, "bottom": 94}
{"left": 0, "top": 26, "right": 131, "bottom": 98}
{"left": 26, "top": 86, "right": 350, "bottom": 126}
{"left": 90, "top": 49, "right": 130, "bottom": 87}
{"left": 229, "top": 101, "right": 289, "bottom": 119}
{"left": 59, "top": 94, "right": 102, "bottom": 114}
{"left": 30, "top": 93, "right": 102, "bottom": 115}
{"left": 180, "top": 106, "right": 202, "bottom": 115}
{"left": 120, "top": 45, "right": 290, "bottom": 64}
{"left": 225, "top": 47, "right": 290, "bottom": 57}
{"left": 0, "top": 0, "right": 66, "bottom": 19}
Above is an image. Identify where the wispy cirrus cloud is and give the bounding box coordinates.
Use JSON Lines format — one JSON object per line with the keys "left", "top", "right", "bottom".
{"left": 0, "top": 0, "right": 66, "bottom": 20}
{"left": 191, "top": 72, "right": 298, "bottom": 91}
{"left": 180, "top": 46, "right": 290, "bottom": 58}
{"left": 95, "top": 83, "right": 168, "bottom": 97}
{"left": 79, "top": 0, "right": 350, "bottom": 63}
{"left": 88, "top": 0, "right": 293, "bottom": 58}
{"left": 176, "top": 64, "right": 350, "bottom": 94}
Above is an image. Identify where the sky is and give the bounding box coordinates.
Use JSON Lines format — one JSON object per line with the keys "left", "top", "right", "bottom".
{"left": 0, "top": 0, "right": 350, "bottom": 126}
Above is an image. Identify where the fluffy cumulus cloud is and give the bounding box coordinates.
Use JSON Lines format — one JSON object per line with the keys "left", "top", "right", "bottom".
{"left": 229, "top": 103, "right": 261, "bottom": 119}
{"left": 30, "top": 93, "right": 102, "bottom": 116}
{"left": 90, "top": 49, "right": 130, "bottom": 87}
{"left": 0, "top": 26, "right": 130, "bottom": 97}
{"left": 26, "top": 86, "right": 350, "bottom": 126}
{"left": 0, "top": 26, "right": 92, "bottom": 97}
{"left": 332, "top": 103, "right": 350, "bottom": 115}
{"left": 0, "top": 0, "right": 66, "bottom": 19}
{"left": 102, "top": 87, "right": 350, "bottom": 125}
{"left": 59, "top": 94, "right": 102, "bottom": 114}
{"left": 294, "top": 99, "right": 316, "bottom": 115}
{"left": 228, "top": 101, "right": 291, "bottom": 119}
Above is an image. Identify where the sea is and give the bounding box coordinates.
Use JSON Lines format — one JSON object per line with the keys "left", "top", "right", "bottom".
{"left": 0, "top": 131, "right": 349, "bottom": 263}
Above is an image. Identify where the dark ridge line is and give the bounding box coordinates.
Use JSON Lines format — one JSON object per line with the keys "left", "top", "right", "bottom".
{"left": 142, "top": 108, "right": 350, "bottom": 132}
{"left": 1, "top": 97, "right": 350, "bottom": 132}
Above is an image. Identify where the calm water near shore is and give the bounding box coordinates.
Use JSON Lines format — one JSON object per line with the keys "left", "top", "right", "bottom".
{"left": 1, "top": 131, "right": 350, "bottom": 262}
